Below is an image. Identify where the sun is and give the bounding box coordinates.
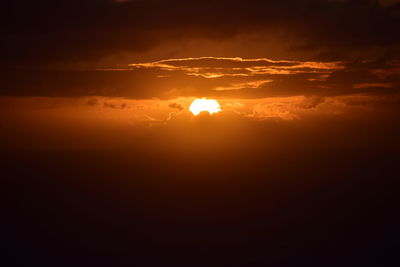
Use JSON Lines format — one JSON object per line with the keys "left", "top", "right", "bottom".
{"left": 189, "top": 98, "right": 221, "bottom": 116}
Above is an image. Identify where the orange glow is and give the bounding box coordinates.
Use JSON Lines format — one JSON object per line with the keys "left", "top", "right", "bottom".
{"left": 189, "top": 98, "right": 221, "bottom": 116}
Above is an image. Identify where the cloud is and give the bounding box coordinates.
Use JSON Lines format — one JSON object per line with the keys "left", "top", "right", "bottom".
{"left": 1, "top": 0, "right": 400, "bottom": 66}
{"left": 129, "top": 57, "right": 343, "bottom": 77}
{"left": 104, "top": 101, "right": 128, "bottom": 109}
{"left": 298, "top": 96, "right": 326, "bottom": 109}
{"left": 86, "top": 98, "right": 99, "bottom": 106}
{"left": 215, "top": 80, "right": 273, "bottom": 91}
{"left": 1, "top": 94, "right": 399, "bottom": 151}
{"left": 1, "top": 57, "right": 398, "bottom": 98}
{"left": 353, "top": 83, "right": 394, "bottom": 89}
{"left": 168, "top": 102, "right": 184, "bottom": 110}
{"left": 1, "top": 1, "right": 399, "bottom": 100}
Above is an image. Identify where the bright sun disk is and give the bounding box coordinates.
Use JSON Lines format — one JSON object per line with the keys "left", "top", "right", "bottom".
{"left": 189, "top": 98, "right": 221, "bottom": 116}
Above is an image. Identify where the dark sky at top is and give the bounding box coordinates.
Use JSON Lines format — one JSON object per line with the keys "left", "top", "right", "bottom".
{"left": 1, "top": 0, "right": 400, "bottom": 98}
{"left": 2, "top": 0, "right": 400, "bottom": 64}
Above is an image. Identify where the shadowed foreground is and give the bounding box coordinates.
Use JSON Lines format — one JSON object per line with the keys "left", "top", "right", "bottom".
{"left": 2, "top": 119, "right": 398, "bottom": 266}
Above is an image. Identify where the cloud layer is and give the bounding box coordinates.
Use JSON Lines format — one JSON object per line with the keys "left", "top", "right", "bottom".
{"left": 1, "top": 1, "right": 399, "bottom": 99}
{"left": 1, "top": 0, "right": 400, "bottom": 66}
{"left": 1, "top": 57, "right": 398, "bottom": 98}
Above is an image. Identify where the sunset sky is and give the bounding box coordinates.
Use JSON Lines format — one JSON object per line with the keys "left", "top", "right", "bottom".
{"left": 2, "top": 1, "right": 399, "bottom": 266}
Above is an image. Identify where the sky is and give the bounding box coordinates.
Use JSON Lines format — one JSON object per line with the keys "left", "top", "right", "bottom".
{"left": 1, "top": 0, "right": 400, "bottom": 142}
{"left": 1, "top": 1, "right": 400, "bottom": 266}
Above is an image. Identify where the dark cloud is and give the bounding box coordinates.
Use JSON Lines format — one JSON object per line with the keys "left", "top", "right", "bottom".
{"left": 86, "top": 98, "right": 99, "bottom": 106}
{"left": 1, "top": 57, "right": 399, "bottom": 98}
{"left": 168, "top": 102, "right": 184, "bottom": 110}
{"left": 0, "top": 1, "right": 399, "bottom": 98}
{"left": 298, "top": 95, "right": 326, "bottom": 109}
{"left": 1, "top": 0, "right": 400, "bottom": 66}
{"left": 104, "top": 101, "right": 128, "bottom": 109}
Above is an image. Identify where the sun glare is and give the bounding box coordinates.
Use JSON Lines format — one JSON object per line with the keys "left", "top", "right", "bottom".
{"left": 189, "top": 98, "right": 221, "bottom": 116}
